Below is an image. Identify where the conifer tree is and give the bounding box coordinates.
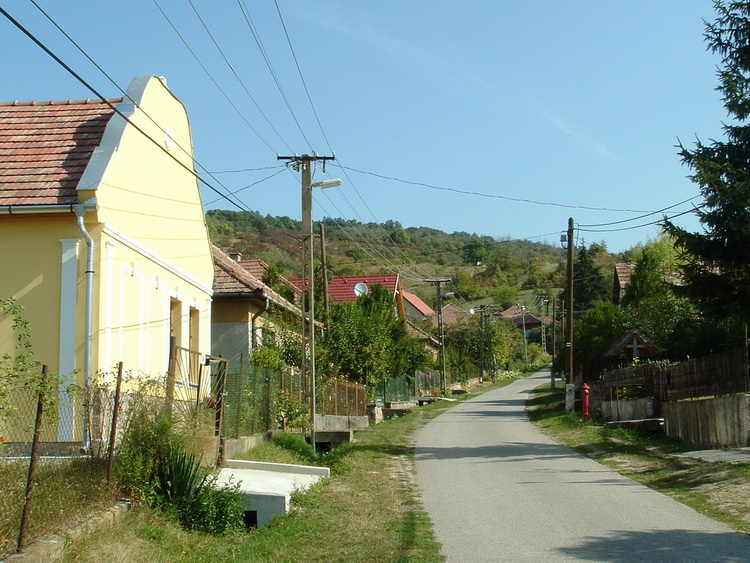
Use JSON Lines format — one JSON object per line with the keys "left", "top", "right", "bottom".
{"left": 664, "top": 1, "right": 750, "bottom": 321}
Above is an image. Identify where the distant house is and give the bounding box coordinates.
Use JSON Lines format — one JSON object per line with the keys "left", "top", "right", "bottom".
{"left": 402, "top": 290, "right": 434, "bottom": 322}
{"left": 407, "top": 320, "right": 440, "bottom": 359}
{"left": 499, "top": 304, "right": 547, "bottom": 332}
{"left": 613, "top": 263, "right": 634, "bottom": 305}
{"left": 0, "top": 76, "right": 214, "bottom": 443}
{"left": 435, "top": 303, "right": 472, "bottom": 328}
{"left": 224, "top": 253, "right": 300, "bottom": 300}
{"left": 212, "top": 246, "right": 302, "bottom": 365}
{"left": 290, "top": 273, "right": 407, "bottom": 317}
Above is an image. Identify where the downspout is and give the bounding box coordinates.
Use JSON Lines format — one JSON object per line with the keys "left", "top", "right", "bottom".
{"left": 73, "top": 202, "right": 96, "bottom": 453}
{"left": 251, "top": 296, "right": 271, "bottom": 351}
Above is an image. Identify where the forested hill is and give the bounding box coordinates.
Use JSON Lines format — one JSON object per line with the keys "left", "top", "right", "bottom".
{"left": 206, "top": 209, "right": 611, "bottom": 306}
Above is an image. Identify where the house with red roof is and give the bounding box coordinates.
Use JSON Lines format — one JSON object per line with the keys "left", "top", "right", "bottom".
{"left": 289, "top": 273, "right": 407, "bottom": 317}
{"left": 212, "top": 246, "right": 303, "bottom": 364}
{"left": 0, "top": 76, "right": 214, "bottom": 445}
{"left": 402, "top": 290, "right": 434, "bottom": 321}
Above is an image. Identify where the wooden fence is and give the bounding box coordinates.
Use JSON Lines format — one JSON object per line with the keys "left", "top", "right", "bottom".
{"left": 666, "top": 347, "right": 750, "bottom": 401}
{"left": 594, "top": 347, "right": 750, "bottom": 407}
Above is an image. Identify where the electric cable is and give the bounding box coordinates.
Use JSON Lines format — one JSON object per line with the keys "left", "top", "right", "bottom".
{"left": 150, "top": 0, "right": 281, "bottom": 154}
{"left": 25, "top": 0, "right": 254, "bottom": 212}
{"left": 183, "top": 0, "right": 296, "bottom": 154}
{"left": 338, "top": 165, "right": 656, "bottom": 213}
{"left": 236, "top": 0, "right": 314, "bottom": 152}
{"left": 0, "top": 5, "right": 252, "bottom": 214}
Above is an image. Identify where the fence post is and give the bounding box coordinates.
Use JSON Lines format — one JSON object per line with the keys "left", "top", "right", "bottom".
{"left": 106, "top": 362, "right": 124, "bottom": 486}
{"left": 165, "top": 336, "right": 176, "bottom": 416}
{"left": 17, "top": 365, "right": 48, "bottom": 553}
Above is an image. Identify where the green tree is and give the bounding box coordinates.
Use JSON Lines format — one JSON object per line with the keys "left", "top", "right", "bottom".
{"left": 321, "top": 284, "right": 428, "bottom": 386}
{"left": 621, "top": 246, "right": 670, "bottom": 309}
{"left": 463, "top": 239, "right": 490, "bottom": 265}
{"left": 560, "top": 244, "right": 609, "bottom": 313}
{"left": 664, "top": 1, "right": 750, "bottom": 323}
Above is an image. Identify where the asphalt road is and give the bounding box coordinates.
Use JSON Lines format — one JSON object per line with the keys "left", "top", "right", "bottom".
{"left": 415, "top": 368, "right": 750, "bottom": 562}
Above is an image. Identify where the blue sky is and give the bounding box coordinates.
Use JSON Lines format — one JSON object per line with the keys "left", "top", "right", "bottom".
{"left": 1, "top": 1, "right": 728, "bottom": 254}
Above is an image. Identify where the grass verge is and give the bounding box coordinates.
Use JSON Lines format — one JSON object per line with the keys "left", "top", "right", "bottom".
{"left": 0, "top": 457, "right": 115, "bottom": 557}
{"left": 62, "top": 375, "right": 523, "bottom": 562}
{"left": 527, "top": 383, "right": 750, "bottom": 534}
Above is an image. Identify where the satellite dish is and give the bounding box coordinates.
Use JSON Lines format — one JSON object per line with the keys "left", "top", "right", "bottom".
{"left": 354, "top": 282, "right": 369, "bottom": 297}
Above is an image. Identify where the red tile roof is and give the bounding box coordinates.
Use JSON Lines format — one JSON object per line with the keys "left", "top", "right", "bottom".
{"left": 402, "top": 290, "right": 434, "bottom": 317}
{"left": 434, "top": 303, "right": 471, "bottom": 328}
{"left": 237, "top": 259, "right": 269, "bottom": 279}
{"left": 0, "top": 99, "right": 120, "bottom": 206}
{"left": 289, "top": 274, "right": 399, "bottom": 304}
{"left": 212, "top": 245, "right": 301, "bottom": 316}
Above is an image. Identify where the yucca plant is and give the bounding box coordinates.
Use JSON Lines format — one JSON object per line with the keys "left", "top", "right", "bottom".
{"left": 154, "top": 444, "right": 208, "bottom": 503}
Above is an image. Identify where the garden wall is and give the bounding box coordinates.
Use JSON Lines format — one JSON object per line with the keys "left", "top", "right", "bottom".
{"left": 663, "top": 395, "right": 750, "bottom": 448}
{"left": 602, "top": 397, "right": 655, "bottom": 422}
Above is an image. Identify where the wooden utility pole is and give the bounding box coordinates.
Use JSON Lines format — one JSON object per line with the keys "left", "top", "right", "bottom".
{"left": 320, "top": 223, "right": 330, "bottom": 320}
{"left": 565, "top": 217, "right": 574, "bottom": 385}
{"left": 426, "top": 278, "right": 451, "bottom": 395}
{"left": 564, "top": 217, "right": 575, "bottom": 412}
{"left": 276, "top": 153, "right": 336, "bottom": 451}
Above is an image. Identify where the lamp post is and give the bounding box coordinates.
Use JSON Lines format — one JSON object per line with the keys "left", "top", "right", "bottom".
{"left": 277, "top": 153, "right": 339, "bottom": 451}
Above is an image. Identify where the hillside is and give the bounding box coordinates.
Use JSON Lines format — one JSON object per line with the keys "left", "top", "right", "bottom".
{"left": 206, "top": 209, "right": 610, "bottom": 308}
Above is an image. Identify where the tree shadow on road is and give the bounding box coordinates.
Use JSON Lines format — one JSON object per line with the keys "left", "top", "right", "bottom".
{"left": 556, "top": 528, "right": 750, "bottom": 562}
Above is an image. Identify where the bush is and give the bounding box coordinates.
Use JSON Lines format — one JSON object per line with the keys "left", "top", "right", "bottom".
{"left": 272, "top": 432, "right": 317, "bottom": 464}
{"left": 177, "top": 475, "right": 245, "bottom": 535}
{"left": 115, "top": 396, "right": 175, "bottom": 501}
{"left": 154, "top": 444, "right": 245, "bottom": 535}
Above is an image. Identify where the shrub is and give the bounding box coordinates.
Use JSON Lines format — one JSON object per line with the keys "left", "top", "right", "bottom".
{"left": 177, "top": 475, "right": 245, "bottom": 535}
{"left": 272, "top": 432, "right": 317, "bottom": 464}
{"left": 115, "top": 396, "right": 175, "bottom": 502}
{"left": 154, "top": 444, "right": 245, "bottom": 535}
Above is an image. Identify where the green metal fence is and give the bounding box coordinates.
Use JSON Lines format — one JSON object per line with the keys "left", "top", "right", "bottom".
{"left": 374, "top": 374, "right": 412, "bottom": 405}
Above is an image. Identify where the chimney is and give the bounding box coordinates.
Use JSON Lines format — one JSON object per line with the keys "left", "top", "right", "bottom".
{"left": 229, "top": 252, "right": 242, "bottom": 262}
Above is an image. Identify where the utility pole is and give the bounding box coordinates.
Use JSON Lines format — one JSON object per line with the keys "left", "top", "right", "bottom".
{"left": 277, "top": 153, "right": 336, "bottom": 450}
{"left": 426, "top": 278, "right": 451, "bottom": 395}
{"left": 564, "top": 217, "right": 575, "bottom": 411}
{"left": 320, "top": 223, "right": 330, "bottom": 321}
{"left": 551, "top": 296, "right": 557, "bottom": 389}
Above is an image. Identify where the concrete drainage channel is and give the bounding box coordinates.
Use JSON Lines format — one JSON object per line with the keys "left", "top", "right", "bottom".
{"left": 218, "top": 459, "right": 330, "bottom": 528}
{"left": 2, "top": 459, "right": 329, "bottom": 561}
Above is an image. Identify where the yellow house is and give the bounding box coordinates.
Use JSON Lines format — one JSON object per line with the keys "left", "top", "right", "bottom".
{"left": 0, "top": 76, "right": 214, "bottom": 446}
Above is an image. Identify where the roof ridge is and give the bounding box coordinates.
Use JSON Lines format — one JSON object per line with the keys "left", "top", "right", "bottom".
{"left": 0, "top": 98, "right": 124, "bottom": 108}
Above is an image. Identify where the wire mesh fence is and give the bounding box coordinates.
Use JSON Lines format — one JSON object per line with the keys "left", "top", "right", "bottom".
{"left": 0, "top": 350, "right": 228, "bottom": 557}
{"left": 222, "top": 364, "right": 368, "bottom": 438}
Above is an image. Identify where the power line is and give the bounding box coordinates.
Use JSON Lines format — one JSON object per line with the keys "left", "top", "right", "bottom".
{"left": 338, "top": 165, "right": 657, "bottom": 213}
{"left": 26, "top": 0, "right": 255, "bottom": 213}
{"left": 1, "top": 5, "right": 251, "bottom": 213}
{"left": 182, "top": 0, "right": 295, "bottom": 154}
{"left": 577, "top": 195, "right": 701, "bottom": 227}
{"left": 204, "top": 167, "right": 288, "bottom": 206}
{"left": 273, "top": 0, "right": 333, "bottom": 154}
{"left": 578, "top": 207, "right": 700, "bottom": 234}
{"left": 237, "top": 0, "right": 314, "bottom": 152}
{"left": 150, "top": 0, "right": 281, "bottom": 154}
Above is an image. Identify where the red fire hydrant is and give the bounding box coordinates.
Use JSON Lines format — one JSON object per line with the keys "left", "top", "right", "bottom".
{"left": 581, "top": 382, "right": 590, "bottom": 422}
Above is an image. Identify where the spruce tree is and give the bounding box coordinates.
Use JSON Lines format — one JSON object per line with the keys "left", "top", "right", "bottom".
{"left": 664, "top": 0, "right": 750, "bottom": 321}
